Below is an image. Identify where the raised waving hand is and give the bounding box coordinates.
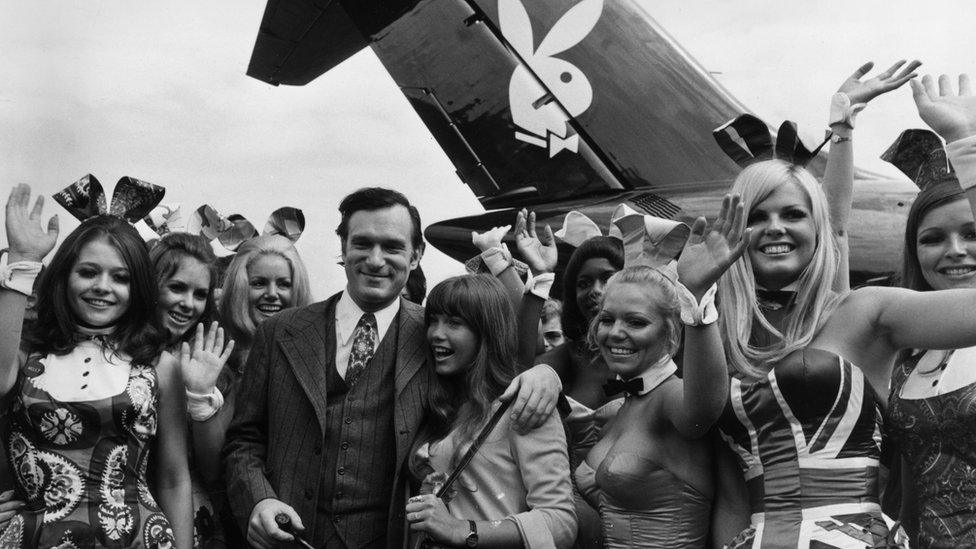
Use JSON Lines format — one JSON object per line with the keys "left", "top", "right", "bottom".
{"left": 5, "top": 184, "right": 59, "bottom": 262}
{"left": 180, "top": 321, "right": 235, "bottom": 394}
{"left": 677, "top": 194, "right": 750, "bottom": 298}
{"left": 514, "top": 208, "right": 557, "bottom": 274}
{"left": 837, "top": 60, "right": 921, "bottom": 106}
{"left": 911, "top": 73, "right": 976, "bottom": 143}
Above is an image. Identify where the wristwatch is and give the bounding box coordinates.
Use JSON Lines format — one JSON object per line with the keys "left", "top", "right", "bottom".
{"left": 464, "top": 520, "right": 479, "bottom": 547}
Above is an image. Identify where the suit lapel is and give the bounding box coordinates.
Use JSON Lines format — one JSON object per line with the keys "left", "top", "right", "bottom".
{"left": 393, "top": 299, "right": 429, "bottom": 469}
{"left": 278, "top": 297, "right": 336, "bottom": 437}
{"left": 394, "top": 300, "right": 426, "bottom": 397}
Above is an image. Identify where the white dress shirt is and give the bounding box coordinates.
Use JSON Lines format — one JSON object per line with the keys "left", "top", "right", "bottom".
{"left": 334, "top": 291, "right": 401, "bottom": 379}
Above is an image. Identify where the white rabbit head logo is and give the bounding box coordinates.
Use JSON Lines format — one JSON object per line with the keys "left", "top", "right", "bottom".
{"left": 500, "top": 0, "right": 603, "bottom": 158}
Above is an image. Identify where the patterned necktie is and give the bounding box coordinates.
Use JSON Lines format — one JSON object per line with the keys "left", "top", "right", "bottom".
{"left": 346, "top": 313, "right": 377, "bottom": 385}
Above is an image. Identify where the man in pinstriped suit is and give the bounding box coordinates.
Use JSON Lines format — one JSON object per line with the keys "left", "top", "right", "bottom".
{"left": 224, "top": 188, "right": 560, "bottom": 548}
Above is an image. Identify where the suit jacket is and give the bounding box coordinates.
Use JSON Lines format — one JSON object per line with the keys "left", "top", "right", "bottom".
{"left": 223, "top": 293, "right": 431, "bottom": 547}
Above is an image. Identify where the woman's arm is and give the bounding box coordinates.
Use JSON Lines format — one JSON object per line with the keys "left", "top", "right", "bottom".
{"left": 824, "top": 60, "right": 920, "bottom": 292}
{"left": 507, "top": 413, "right": 576, "bottom": 547}
{"left": 153, "top": 353, "right": 194, "bottom": 549}
{"left": 180, "top": 322, "right": 235, "bottom": 484}
{"left": 407, "top": 413, "right": 576, "bottom": 548}
{"left": 514, "top": 209, "right": 558, "bottom": 369}
{"left": 1, "top": 185, "right": 58, "bottom": 397}
{"left": 471, "top": 225, "right": 523, "bottom": 310}
{"left": 666, "top": 196, "right": 747, "bottom": 438}
{"left": 912, "top": 73, "right": 976, "bottom": 218}
{"left": 709, "top": 435, "right": 750, "bottom": 548}
{"left": 854, "top": 285, "right": 976, "bottom": 353}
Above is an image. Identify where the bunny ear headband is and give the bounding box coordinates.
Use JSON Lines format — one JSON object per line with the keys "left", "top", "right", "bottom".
{"left": 880, "top": 129, "right": 958, "bottom": 190}
{"left": 53, "top": 174, "right": 165, "bottom": 223}
{"left": 185, "top": 204, "right": 306, "bottom": 257}
{"left": 554, "top": 204, "right": 690, "bottom": 272}
{"left": 713, "top": 114, "right": 828, "bottom": 168}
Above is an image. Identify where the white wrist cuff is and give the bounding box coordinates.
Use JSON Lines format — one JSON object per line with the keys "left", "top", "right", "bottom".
{"left": 947, "top": 134, "right": 976, "bottom": 191}
{"left": 523, "top": 272, "right": 555, "bottom": 300}
{"left": 0, "top": 261, "right": 42, "bottom": 296}
{"left": 186, "top": 386, "right": 224, "bottom": 421}
{"left": 481, "top": 245, "right": 514, "bottom": 277}
{"left": 828, "top": 92, "right": 866, "bottom": 129}
{"left": 675, "top": 282, "right": 718, "bottom": 326}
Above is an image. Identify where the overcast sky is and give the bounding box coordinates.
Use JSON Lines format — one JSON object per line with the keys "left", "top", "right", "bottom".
{"left": 1, "top": 0, "right": 973, "bottom": 297}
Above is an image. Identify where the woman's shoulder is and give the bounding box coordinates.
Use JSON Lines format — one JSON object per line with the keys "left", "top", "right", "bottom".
{"left": 505, "top": 403, "right": 566, "bottom": 445}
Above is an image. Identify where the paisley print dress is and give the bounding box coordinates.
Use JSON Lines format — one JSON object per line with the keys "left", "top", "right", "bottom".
{"left": 0, "top": 341, "right": 175, "bottom": 548}
{"left": 887, "top": 350, "right": 976, "bottom": 549}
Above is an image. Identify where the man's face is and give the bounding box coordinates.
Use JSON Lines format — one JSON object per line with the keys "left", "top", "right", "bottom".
{"left": 537, "top": 316, "right": 566, "bottom": 354}
{"left": 342, "top": 205, "right": 422, "bottom": 312}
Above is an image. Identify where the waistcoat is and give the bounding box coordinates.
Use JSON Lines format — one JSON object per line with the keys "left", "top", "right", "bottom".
{"left": 317, "top": 312, "right": 399, "bottom": 547}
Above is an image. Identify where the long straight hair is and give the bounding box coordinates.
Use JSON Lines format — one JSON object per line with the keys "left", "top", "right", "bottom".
{"left": 27, "top": 216, "right": 165, "bottom": 366}
{"left": 412, "top": 275, "right": 517, "bottom": 473}
{"left": 900, "top": 183, "right": 967, "bottom": 292}
{"left": 718, "top": 160, "right": 842, "bottom": 377}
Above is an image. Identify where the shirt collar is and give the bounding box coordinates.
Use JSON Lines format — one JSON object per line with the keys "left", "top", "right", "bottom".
{"left": 336, "top": 290, "right": 401, "bottom": 345}
{"left": 617, "top": 354, "right": 677, "bottom": 397}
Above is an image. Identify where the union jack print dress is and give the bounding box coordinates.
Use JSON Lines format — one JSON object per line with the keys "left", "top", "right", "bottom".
{"left": 718, "top": 348, "right": 899, "bottom": 548}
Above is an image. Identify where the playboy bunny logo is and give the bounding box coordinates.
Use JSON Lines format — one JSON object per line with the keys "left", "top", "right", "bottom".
{"left": 500, "top": 0, "right": 603, "bottom": 158}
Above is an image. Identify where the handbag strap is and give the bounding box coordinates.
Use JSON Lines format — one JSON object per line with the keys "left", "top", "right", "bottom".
{"left": 435, "top": 398, "right": 514, "bottom": 498}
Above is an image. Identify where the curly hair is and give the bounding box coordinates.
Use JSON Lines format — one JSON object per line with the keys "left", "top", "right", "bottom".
{"left": 560, "top": 236, "right": 624, "bottom": 340}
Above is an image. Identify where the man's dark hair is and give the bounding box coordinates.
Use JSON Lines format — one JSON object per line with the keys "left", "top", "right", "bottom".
{"left": 403, "top": 265, "right": 427, "bottom": 305}
{"left": 336, "top": 187, "right": 424, "bottom": 251}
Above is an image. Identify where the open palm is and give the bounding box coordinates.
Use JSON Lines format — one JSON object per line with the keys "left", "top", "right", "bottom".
{"left": 514, "top": 209, "right": 557, "bottom": 274}
{"left": 912, "top": 74, "right": 976, "bottom": 143}
{"left": 180, "top": 322, "right": 235, "bottom": 394}
{"left": 838, "top": 60, "right": 920, "bottom": 106}
{"left": 677, "top": 195, "right": 749, "bottom": 298}
{"left": 5, "top": 184, "right": 59, "bottom": 262}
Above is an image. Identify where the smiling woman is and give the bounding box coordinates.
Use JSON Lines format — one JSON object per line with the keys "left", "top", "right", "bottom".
{"left": 150, "top": 232, "right": 218, "bottom": 347}
{"left": 219, "top": 235, "right": 312, "bottom": 364}
{"left": 0, "top": 187, "right": 193, "bottom": 548}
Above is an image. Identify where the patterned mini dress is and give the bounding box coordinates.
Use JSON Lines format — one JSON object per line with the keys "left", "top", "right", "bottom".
{"left": 0, "top": 339, "right": 175, "bottom": 548}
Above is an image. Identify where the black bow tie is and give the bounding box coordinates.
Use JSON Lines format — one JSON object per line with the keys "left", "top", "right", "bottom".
{"left": 603, "top": 377, "right": 644, "bottom": 397}
{"left": 756, "top": 289, "right": 797, "bottom": 311}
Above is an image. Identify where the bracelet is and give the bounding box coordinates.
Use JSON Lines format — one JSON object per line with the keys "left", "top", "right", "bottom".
{"left": 674, "top": 282, "right": 718, "bottom": 326}
{"left": 829, "top": 132, "right": 852, "bottom": 144}
{"left": 947, "top": 134, "right": 976, "bottom": 191}
{"left": 0, "top": 261, "right": 42, "bottom": 296}
{"left": 522, "top": 272, "right": 555, "bottom": 300}
{"left": 828, "top": 92, "right": 866, "bottom": 129}
{"left": 480, "top": 245, "right": 514, "bottom": 277}
{"left": 186, "top": 386, "right": 225, "bottom": 421}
